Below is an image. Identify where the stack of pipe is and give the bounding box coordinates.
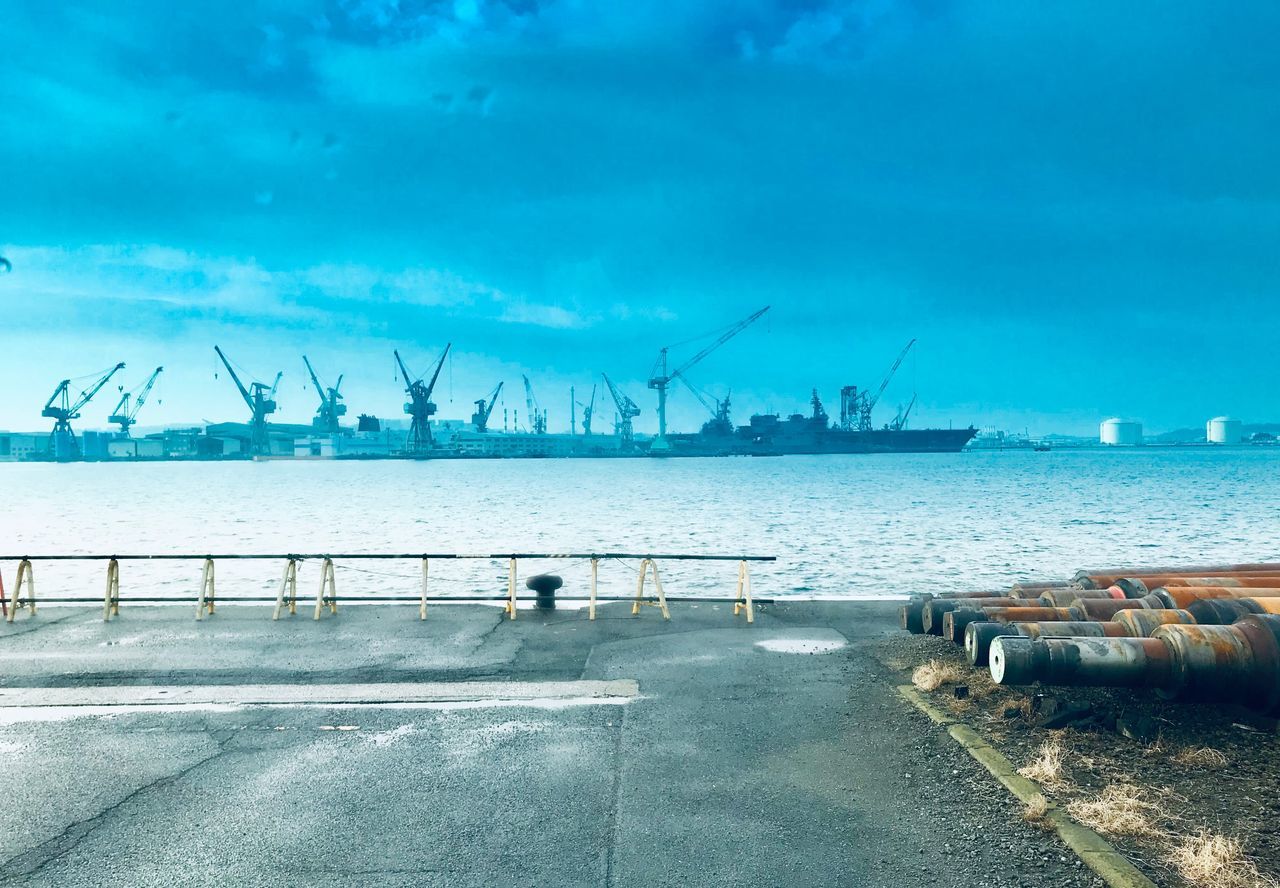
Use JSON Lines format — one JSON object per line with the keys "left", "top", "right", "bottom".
{"left": 899, "top": 562, "right": 1280, "bottom": 712}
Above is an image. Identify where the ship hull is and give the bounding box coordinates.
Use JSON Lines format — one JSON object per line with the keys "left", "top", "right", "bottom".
{"left": 667, "top": 427, "right": 977, "bottom": 456}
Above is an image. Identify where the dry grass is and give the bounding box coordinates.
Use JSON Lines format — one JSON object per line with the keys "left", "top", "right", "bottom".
{"left": 911, "top": 659, "right": 962, "bottom": 692}
{"left": 1021, "top": 796, "right": 1052, "bottom": 830}
{"left": 1170, "top": 830, "right": 1279, "bottom": 888}
{"left": 1171, "top": 746, "right": 1229, "bottom": 769}
{"left": 1018, "top": 737, "right": 1068, "bottom": 791}
{"left": 1065, "top": 784, "right": 1166, "bottom": 838}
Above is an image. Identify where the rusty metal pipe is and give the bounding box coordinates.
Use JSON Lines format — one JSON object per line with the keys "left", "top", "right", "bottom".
{"left": 991, "top": 635, "right": 1174, "bottom": 688}
{"left": 1114, "top": 609, "right": 1195, "bottom": 636}
{"left": 1153, "top": 587, "right": 1280, "bottom": 608}
{"left": 1011, "top": 580, "right": 1075, "bottom": 594}
{"left": 965, "top": 622, "right": 1021, "bottom": 667}
{"left": 900, "top": 601, "right": 927, "bottom": 633}
{"left": 982, "top": 606, "right": 1082, "bottom": 624}
{"left": 992, "top": 615, "right": 1280, "bottom": 714}
{"left": 1072, "top": 599, "right": 1151, "bottom": 621}
{"left": 1038, "top": 588, "right": 1124, "bottom": 606}
{"left": 1076, "top": 565, "right": 1280, "bottom": 589}
{"left": 1118, "top": 576, "right": 1280, "bottom": 596}
{"left": 922, "top": 597, "right": 1028, "bottom": 635}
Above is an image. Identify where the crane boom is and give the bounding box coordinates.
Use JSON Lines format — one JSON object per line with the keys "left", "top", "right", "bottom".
{"left": 214, "top": 346, "right": 254, "bottom": 412}
{"left": 42, "top": 362, "right": 125, "bottom": 459}
{"left": 396, "top": 344, "right": 450, "bottom": 452}
{"left": 648, "top": 306, "right": 769, "bottom": 449}
{"left": 303, "top": 355, "right": 324, "bottom": 401}
{"left": 472, "top": 381, "right": 503, "bottom": 432}
{"left": 424, "top": 344, "right": 451, "bottom": 400}
{"left": 858, "top": 338, "right": 915, "bottom": 431}
{"left": 521, "top": 375, "right": 546, "bottom": 434}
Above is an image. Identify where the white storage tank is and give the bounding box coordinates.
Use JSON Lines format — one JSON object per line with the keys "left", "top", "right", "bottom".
{"left": 1100, "top": 418, "right": 1143, "bottom": 446}
{"left": 1206, "top": 416, "right": 1243, "bottom": 444}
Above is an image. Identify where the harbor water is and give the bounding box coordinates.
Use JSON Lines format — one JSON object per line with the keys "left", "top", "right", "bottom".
{"left": 2, "top": 448, "right": 1278, "bottom": 603}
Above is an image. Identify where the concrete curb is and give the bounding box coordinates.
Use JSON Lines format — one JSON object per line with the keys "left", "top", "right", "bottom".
{"left": 897, "top": 685, "right": 1157, "bottom": 888}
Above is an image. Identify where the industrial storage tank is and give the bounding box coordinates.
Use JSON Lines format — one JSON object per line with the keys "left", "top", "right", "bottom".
{"left": 1206, "top": 416, "right": 1243, "bottom": 444}
{"left": 1100, "top": 418, "right": 1143, "bottom": 446}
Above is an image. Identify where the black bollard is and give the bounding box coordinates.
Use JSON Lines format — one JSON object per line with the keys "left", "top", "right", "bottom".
{"left": 526, "top": 574, "right": 563, "bottom": 610}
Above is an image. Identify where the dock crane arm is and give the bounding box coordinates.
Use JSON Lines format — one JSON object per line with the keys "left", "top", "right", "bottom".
{"left": 668, "top": 306, "right": 770, "bottom": 380}
{"left": 602, "top": 373, "right": 640, "bottom": 417}
{"left": 268, "top": 372, "right": 283, "bottom": 400}
{"left": 866, "top": 338, "right": 915, "bottom": 415}
{"left": 62, "top": 363, "right": 126, "bottom": 416}
{"left": 422, "top": 343, "right": 452, "bottom": 401}
{"left": 215, "top": 346, "right": 255, "bottom": 412}
{"left": 478, "top": 381, "right": 503, "bottom": 426}
{"left": 892, "top": 393, "right": 918, "bottom": 431}
{"left": 393, "top": 350, "right": 416, "bottom": 388}
{"left": 124, "top": 367, "right": 163, "bottom": 420}
{"left": 303, "top": 355, "right": 326, "bottom": 405}
{"left": 673, "top": 372, "right": 720, "bottom": 418}
{"left": 44, "top": 381, "right": 70, "bottom": 412}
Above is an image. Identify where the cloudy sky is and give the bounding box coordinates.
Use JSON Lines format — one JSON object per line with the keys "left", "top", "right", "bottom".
{"left": 2, "top": 1, "right": 1277, "bottom": 435}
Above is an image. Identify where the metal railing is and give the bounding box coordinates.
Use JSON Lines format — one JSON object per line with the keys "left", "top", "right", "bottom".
{"left": 1, "top": 552, "right": 774, "bottom": 625}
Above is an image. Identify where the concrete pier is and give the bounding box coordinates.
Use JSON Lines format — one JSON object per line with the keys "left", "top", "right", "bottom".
{"left": 0, "top": 601, "right": 1100, "bottom": 887}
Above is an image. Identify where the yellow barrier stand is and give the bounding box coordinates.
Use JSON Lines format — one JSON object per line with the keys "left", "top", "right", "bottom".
{"left": 632, "top": 558, "right": 671, "bottom": 620}
{"left": 273, "top": 557, "right": 299, "bottom": 620}
{"left": 419, "top": 558, "right": 429, "bottom": 621}
{"left": 102, "top": 558, "right": 121, "bottom": 622}
{"left": 313, "top": 557, "right": 337, "bottom": 620}
{"left": 6, "top": 559, "right": 35, "bottom": 623}
{"left": 506, "top": 558, "right": 518, "bottom": 620}
{"left": 195, "top": 558, "right": 216, "bottom": 621}
{"left": 588, "top": 558, "right": 599, "bottom": 621}
{"left": 733, "top": 559, "right": 755, "bottom": 624}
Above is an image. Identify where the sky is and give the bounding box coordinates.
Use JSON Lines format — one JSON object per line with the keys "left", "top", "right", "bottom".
{"left": 2, "top": 0, "right": 1278, "bottom": 436}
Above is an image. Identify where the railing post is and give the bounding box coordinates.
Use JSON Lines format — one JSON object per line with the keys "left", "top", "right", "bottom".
{"left": 103, "top": 558, "right": 120, "bottom": 622}
{"left": 733, "top": 560, "right": 755, "bottom": 624}
{"left": 273, "top": 557, "right": 298, "bottom": 620}
{"left": 419, "top": 558, "right": 429, "bottom": 621}
{"left": 314, "top": 557, "right": 337, "bottom": 620}
{"left": 589, "top": 558, "right": 598, "bottom": 621}
{"left": 506, "top": 558, "right": 518, "bottom": 620}
{"left": 196, "top": 558, "right": 216, "bottom": 621}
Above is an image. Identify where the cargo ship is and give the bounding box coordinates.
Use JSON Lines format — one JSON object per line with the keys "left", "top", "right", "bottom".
{"left": 661, "top": 391, "right": 977, "bottom": 456}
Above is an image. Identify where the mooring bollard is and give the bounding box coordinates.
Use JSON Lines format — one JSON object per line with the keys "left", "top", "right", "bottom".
{"left": 526, "top": 574, "right": 563, "bottom": 610}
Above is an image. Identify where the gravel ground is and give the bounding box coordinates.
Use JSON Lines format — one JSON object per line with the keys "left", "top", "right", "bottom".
{"left": 882, "top": 630, "right": 1280, "bottom": 888}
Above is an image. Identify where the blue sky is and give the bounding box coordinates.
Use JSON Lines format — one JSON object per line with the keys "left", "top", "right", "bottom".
{"left": 2, "top": 1, "right": 1278, "bottom": 435}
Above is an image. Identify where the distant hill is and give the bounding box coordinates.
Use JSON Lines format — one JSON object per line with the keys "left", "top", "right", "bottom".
{"left": 1150, "top": 423, "right": 1280, "bottom": 444}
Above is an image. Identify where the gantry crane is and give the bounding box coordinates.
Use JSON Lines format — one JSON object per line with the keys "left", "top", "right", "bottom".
{"left": 577, "top": 384, "right": 596, "bottom": 436}
{"left": 602, "top": 373, "right": 641, "bottom": 450}
{"left": 214, "top": 346, "right": 279, "bottom": 455}
{"left": 43, "top": 363, "right": 125, "bottom": 458}
{"left": 521, "top": 375, "right": 547, "bottom": 434}
{"left": 471, "top": 381, "right": 503, "bottom": 432}
{"left": 647, "top": 306, "right": 769, "bottom": 451}
{"left": 302, "top": 355, "right": 346, "bottom": 433}
{"left": 108, "top": 366, "right": 163, "bottom": 437}
{"left": 858, "top": 338, "right": 915, "bottom": 431}
{"left": 395, "top": 344, "right": 450, "bottom": 453}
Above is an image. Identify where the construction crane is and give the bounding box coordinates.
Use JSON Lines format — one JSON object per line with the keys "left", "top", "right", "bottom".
{"left": 521, "top": 375, "right": 547, "bottom": 434}
{"left": 647, "top": 306, "right": 769, "bottom": 451}
{"left": 214, "top": 346, "right": 279, "bottom": 455}
{"left": 471, "top": 381, "right": 503, "bottom": 432}
{"left": 890, "top": 393, "right": 918, "bottom": 431}
{"left": 602, "top": 373, "right": 641, "bottom": 450}
{"left": 577, "top": 384, "right": 597, "bottom": 436}
{"left": 395, "top": 344, "right": 450, "bottom": 453}
{"left": 857, "top": 338, "right": 915, "bottom": 432}
{"left": 43, "top": 362, "right": 125, "bottom": 457}
{"left": 302, "top": 355, "right": 346, "bottom": 433}
{"left": 675, "top": 374, "right": 732, "bottom": 435}
{"left": 108, "top": 366, "right": 163, "bottom": 437}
